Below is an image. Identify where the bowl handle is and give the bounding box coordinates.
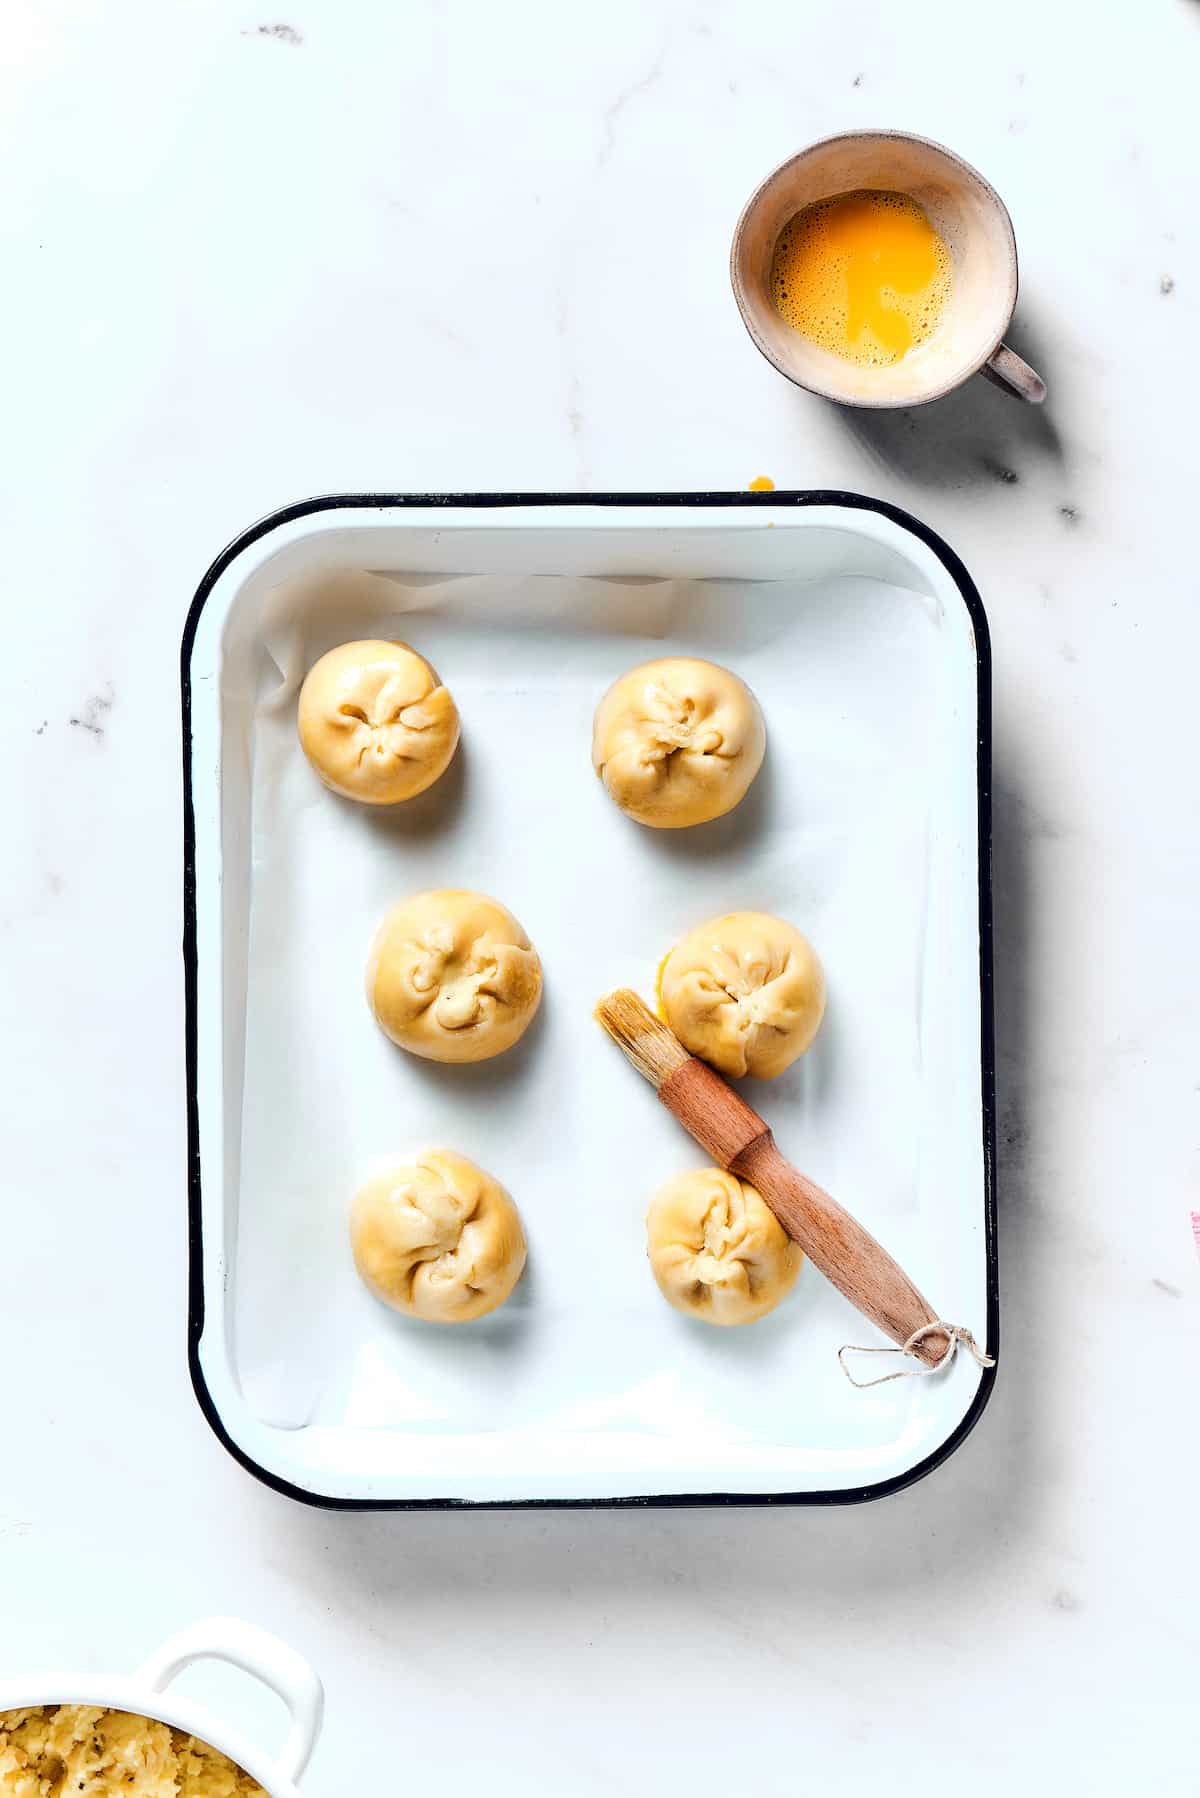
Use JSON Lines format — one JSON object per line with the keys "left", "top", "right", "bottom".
{"left": 136, "top": 1617, "right": 324, "bottom": 1786}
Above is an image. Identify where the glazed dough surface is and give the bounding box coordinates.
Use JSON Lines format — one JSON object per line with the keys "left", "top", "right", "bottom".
{"left": 0, "top": 1706, "right": 265, "bottom": 1797}
{"left": 350, "top": 1150, "right": 527, "bottom": 1323}
{"left": 367, "top": 889, "right": 542, "bottom": 1063}
{"left": 660, "top": 910, "right": 825, "bottom": 1079}
{"left": 297, "top": 638, "right": 459, "bottom": 804}
{"left": 591, "top": 656, "right": 766, "bottom": 828}
{"left": 646, "top": 1167, "right": 801, "bottom": 1325}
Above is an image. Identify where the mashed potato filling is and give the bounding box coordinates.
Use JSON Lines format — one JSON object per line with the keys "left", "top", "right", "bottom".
{"left": 0, "top": 1706, "right": 265, "bottom": 1797}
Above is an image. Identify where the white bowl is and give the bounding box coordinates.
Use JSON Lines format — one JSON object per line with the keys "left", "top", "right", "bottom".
{"left": 0, "top": 1618, "right": 323, "bottom": 1797}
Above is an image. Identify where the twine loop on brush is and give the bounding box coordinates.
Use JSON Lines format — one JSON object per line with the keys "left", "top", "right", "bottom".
{"left": 838, "top": 1322, "right": 995, "bottom": 1388}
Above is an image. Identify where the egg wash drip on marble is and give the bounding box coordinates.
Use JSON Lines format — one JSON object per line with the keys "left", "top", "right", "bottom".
{"left": 770, "top": 189, "right": 952, "bottom": 366}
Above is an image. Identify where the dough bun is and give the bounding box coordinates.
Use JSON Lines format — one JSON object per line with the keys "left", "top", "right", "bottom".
{"left": 351, "top": 1149, "right": 527, "bottom": 1323}
{"left": 367, "top": 889, "right": 542, "bottom": 1063}
{"left": 591, "top": 656, "right": 766, "bottom": 829}
{"left": 659, "top": 910, "right": 825, "bottom": 1079}
{"left": 646, "top": 1166, "right": 801, "bottom": 1325}
{"left": 298, "top": 638, "right": 459, "bottom": 805}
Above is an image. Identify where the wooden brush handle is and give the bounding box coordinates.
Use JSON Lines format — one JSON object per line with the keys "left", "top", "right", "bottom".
{"left": 732, "top": 1136, "right": 949, "bottom": 1366}
{"left": 660, "top": 1058, "right": 948, "bottom": 1366}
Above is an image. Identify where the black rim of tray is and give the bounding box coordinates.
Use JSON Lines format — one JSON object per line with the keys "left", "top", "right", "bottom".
{"left": 181, "top": 490, "right": 998, "bottom": 1511}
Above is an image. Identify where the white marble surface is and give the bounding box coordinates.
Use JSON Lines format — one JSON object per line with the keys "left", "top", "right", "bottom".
{"left": 1, "top": 0, "right": 1197, "bottom": 1790}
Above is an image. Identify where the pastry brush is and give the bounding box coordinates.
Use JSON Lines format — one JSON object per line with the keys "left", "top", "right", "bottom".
{"left": 595, "top": 987, "right": 954, "bottom": 1367}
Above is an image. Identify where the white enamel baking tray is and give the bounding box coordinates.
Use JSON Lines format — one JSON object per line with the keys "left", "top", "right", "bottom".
{"left": 182, "top": 493, "right": 996, "bottom": 1509}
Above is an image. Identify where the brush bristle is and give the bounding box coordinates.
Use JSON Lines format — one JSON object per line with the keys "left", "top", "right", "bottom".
{"left": 594, "top": 988, "right": 692, "bottom": 1088}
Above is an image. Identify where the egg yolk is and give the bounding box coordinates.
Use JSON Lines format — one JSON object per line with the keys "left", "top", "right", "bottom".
{"left": 770, "top": 189, "right": 952, "bottom": 367}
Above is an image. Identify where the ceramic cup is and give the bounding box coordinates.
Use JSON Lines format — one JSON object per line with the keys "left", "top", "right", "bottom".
{"left": 731, "top": 129, "right": 1045, "bottom": 409}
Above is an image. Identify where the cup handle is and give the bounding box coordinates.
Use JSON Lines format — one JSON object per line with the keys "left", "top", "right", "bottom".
{"left": 136, "top": 1617, "right": 324, "bottom": 1786}
{"left": 980, "top": 341, "right": 1046, "bottom": 404}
